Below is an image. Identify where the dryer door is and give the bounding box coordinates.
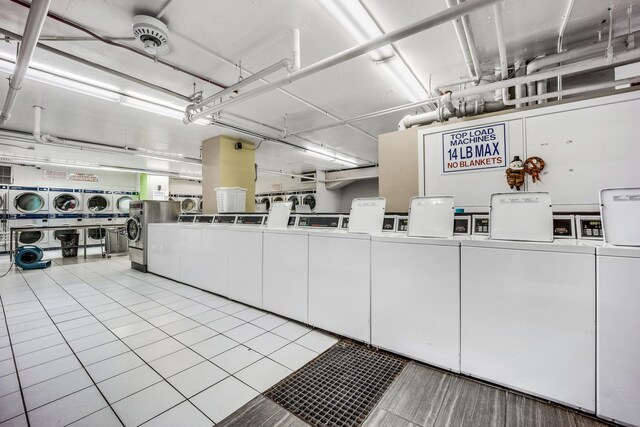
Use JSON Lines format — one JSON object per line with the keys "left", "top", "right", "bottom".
{"left": 18, "top": 229, "right": 44, "bottom": 245}
{"left": 126, "top": 216, "right": 142, "bottom": 242}
{"left": 14, "top": 192, "right": 45, "bottom": 213}
{"left": 87, "top": 195, "right": 109, "bottom": 212}
{"left": 53, "top": 193, "right": 80, "bottom": 213}
{"left": 116, "top": 196, "right": 133, "bottom": 213}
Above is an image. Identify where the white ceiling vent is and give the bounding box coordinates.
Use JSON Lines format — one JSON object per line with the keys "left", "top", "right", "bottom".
{"left": 132, "top": 15, "right": 170, "bottom": 55}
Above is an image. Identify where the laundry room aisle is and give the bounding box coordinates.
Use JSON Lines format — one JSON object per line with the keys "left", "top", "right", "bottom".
{"left": 0, "top": 253, "right": 338, "bottom": 426}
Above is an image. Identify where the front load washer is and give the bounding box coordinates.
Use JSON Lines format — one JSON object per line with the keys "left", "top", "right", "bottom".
{"left": 9, "top": 186, "right": 49, "bottom": 215}
{"left": 84, "top": 214, "right": 115, "bottom": 245}
{"left": 595, "top": 187, "right": 640, "bottom": 426}
{"left": 302, "top": 193, "right": 316, "bottom": 211}
{"left": 460, "top": 192, "right": 596, "bottom": 412}
{"left": 286, "top": 194, "right": 301, "bottom": 211}
{"left": 49, "top": 188, "right": 83, "bottom": 214}
{"left": 8, "top": 214, "right": 49, "bottom": 248}
{"left": 84, "top": 190, "right": 112, "bottom": 214}
{"left": 49, "top": 214, "right": 84, "bottom": 249}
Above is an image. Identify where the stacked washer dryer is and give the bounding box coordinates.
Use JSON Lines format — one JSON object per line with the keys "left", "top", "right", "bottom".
{"left": 0, "top": 185, "right": 7, "bottom": 252}
{"left": 48, "top": 187, "right": 84, "bottom": 250}
{"left": 8, "top": 186, "right": 50, "bottom": 249}
{"left": 83, "top": 189, "right": 113, "bottom": 246}
{"left": 112, "top": 191, "right": 139, "bottom": 223}
{"left": 170, "top": 193, "right": 200, "bottom": 213}
{"left": 596, "top": 187, "right": 640, "bottom": 427}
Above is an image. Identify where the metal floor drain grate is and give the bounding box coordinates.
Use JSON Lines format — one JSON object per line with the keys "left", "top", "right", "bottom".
{"left": 265, "top": 340, "right": 407, "bottom": 427}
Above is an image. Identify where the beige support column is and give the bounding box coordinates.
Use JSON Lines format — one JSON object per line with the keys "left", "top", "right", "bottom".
{"left": 378, "top": 127, "right": 420, "bottom": 212}
{"left": 202, "top": 135, "right": 256, "bottom": 213}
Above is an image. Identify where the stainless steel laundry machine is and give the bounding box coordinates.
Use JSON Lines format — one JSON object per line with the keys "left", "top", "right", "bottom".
{"left": 127, "top": 200, "right": 180, "bottom": 272}
{"left": 9, "top": 186, "right": 49, "bottom": 215}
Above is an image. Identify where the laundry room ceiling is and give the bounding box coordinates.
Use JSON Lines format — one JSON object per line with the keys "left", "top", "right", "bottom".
{"left": 0, "top": 0, "right": 638, "bottom": 177}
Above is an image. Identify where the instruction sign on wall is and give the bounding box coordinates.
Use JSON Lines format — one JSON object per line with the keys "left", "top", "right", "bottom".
{"left": 441, "top": 123, "right": 507, "bottom": 174}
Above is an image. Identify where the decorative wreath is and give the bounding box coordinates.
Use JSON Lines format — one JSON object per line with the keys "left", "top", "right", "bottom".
{"left": 524, "top": 156, "right": 545, "bottom": 183}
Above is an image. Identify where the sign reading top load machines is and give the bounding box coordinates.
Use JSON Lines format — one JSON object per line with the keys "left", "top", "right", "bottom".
{"left": 441, "top": 123, "right": 507, "bottom": 173}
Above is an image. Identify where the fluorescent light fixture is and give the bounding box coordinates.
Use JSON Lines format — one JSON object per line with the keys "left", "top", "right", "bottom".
{"left": 178, "top": 175, "right": 202, "bottom": 180}
{"left": 320, "top": 0, "right": 428, "bottom": 101}
{"left": 0, "top": 58, "right": 210, "bottom": 125}
{"left": 303, "top": 149, "right": 359, "bottom": 167}
{"left": 134, "top": 153, "right": 201, "bottom": 166}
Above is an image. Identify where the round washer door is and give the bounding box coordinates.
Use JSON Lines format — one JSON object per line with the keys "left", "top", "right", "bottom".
{"left": 273, "top": 196, "right": 284, "bottom": 202}
{"left": 88, "top": 228, "right": 106, "bottom": 241}
{"left": 19, "top": 230, "right": 44, "bottom": 244}
{"left": 287, "top": 195, "right": 299, "bottom": 210}
{"left": 126, "top": 217, "right": 141, "bottom": 242}
{"left": 116, "top": 196, "right": 133, "bottom": 213}
{"left": 181, "top": 198, "right": 196, "bottom": 212}
{"left": 53, "top": 193, "right": 79, "bottom": 213}
{"left": 15, "top": 192, "right": 45, "bottom": 213}
{"left": 87, "top": 195, "right": 109, "bottom": 212}
{"left": 260, "top": 197, "right": 271, "bottom": 210}
{"left": 303, "top": 195, "right": 316, "bottom": 210}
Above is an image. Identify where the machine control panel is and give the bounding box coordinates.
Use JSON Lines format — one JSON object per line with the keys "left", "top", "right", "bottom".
{"left": 453, "top": 215, "right": 471, "bottom": 235}
{"left": 298, "top": 216, "right": 340, "bottom": 228}
{"left": 552, "top": 215, "right": 576, "bottom": 238}
{"left": 195, "top": 215, "right": 214, "bottom": 223}
{"left": 213, "top": 215, "right": 236, "bottom": 224}
{"left": 396, "top": 217, "right": 408, "bottom": 232}
{"left": 576, "top": 215, "right": 603, "bottom": 239}
{"left": 178, "top": 215, "right": 195, "bottom": 223}
{"left": 472, "top": 215, "right": 490, "bottom": 235}
{"left": 288, "top": 216, "right": 297, "bottom": 227}
{"left": 341, "top": 216, "right": 349, "bottom": 229}
{"left": 235, "top": 215, "right": 265, "bottom": 225}
{"left": 382, "top": 216, "right": 396, "bottom": 232}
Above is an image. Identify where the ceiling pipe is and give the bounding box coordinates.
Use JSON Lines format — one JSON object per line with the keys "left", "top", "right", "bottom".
{"left": 493, "top": 3, "right": 509, "bottom": 81}
{"left": 556, "top": 0, "right": 575, "bottom": 100}
{"left": 187, "top": 28, "right": 300, "bottom": 116}
{"left": 444, "top": 0, "right": 480, "bottom": 85}
{"left": 398, "top": 99, "right": 504, "bottom": 130}
{"left": 183, "top": 0, "right": 502, "bottom": 124}
{"left": 0, "top": 0, "right": 50, "bottom": 125}
{"left": 399, "top": 48, "right": 640, "bottom": 129}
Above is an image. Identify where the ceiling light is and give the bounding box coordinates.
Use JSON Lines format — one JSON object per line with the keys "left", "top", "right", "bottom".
{"left": 303, "top": 149, "right": 359, "bottom": 167}
{"left": 320, "top": 0, "right": 428, "bottom": 101}
{"left": 178, "top": 175, "right": 202, "bottom": 180}
{"left": 134, "top": 153, "right": 201, "bottom": 166}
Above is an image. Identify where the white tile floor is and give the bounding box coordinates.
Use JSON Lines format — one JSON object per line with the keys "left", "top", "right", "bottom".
{"left": 0, "top": 251, "right": 338, "bottom": 426}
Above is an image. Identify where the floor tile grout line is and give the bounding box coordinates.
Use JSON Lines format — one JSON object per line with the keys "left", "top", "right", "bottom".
{"left": 0, "top": 292, "right": 30, "bottom": 427}
{"left": 39, "top": 263, "right": 217, "bottom": 426}
{"left": 71, "top": 260, "right": 317, "bottom": 378}
{"left": 16, "top": 270, "right": 126, "bottom": 427}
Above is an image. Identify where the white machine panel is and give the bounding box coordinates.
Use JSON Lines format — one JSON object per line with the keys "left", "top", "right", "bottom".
{"left": 266, "top": 201, "right": 292, "bottom": 229}
{"left": 147, "top": 224, "right": 181, "bottom": 281}
{"left": 576, "top": 215, "right": 603, "bottom": 240}
{"left": 461, "top": 241, "right": 596, "bottom": 411}
{"left": 525, "top": 97, "right": 640, "bottom": 210}
{"left": 179, "top": 225, "right": 203, "bottom": 287}
{"left": 408, "top": 196, "right": 454, "bottom": 238}
{"left": 263, "top": 230, "right": 309, "bottom": 324}
{"left": 309, "top": 233, "right": 371, "bottom": 342}
{"left": 371, "top": 236, "right": 460, "bottom": 371}
{"left": 597, "top": 247, "right": 640, "bottom": 426}
{"left": 348, "top": 197, "right": 386, "bottom": 234}
{"left": 227, "top": 228, "right": 263, "bottom": 308}
{"left": 600, "top": 187, "right": 640, "bottom": 246}
{"left": 489, "top": 192, "right": 553, "bottom": 242}
{"left": 201, "top": 227, "right": 230, "bottom": 297}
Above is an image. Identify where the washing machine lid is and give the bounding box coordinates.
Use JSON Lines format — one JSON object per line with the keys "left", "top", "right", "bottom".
{"left": 461, "top": 237, "right": 596, "bottom": 254}
{"left": 489, "top": 192, "right": 553, "bottom": 242}
{"left": 600, "top": 187, "right": 640, "bottom": 246}
{"left": 408, "top": 196, "right": 454, "bottom": 238}
{"left": 372, "top": 234, "right": 460, "bottom": 246}
{"left": 348, "top": 197, "right": 386, "bottom": 234}
{"left": 266, "top": 201, "right": 292, "bottom": 229}
{"left": 597, "top": 244, "right": 640, "bottom": 258}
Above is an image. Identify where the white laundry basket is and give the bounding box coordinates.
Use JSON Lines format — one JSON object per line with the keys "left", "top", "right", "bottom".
{"left": 215, "top": 187, "right": 247, "bottom": 212}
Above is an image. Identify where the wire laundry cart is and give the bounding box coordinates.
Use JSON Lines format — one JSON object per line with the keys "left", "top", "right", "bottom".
{"left": 100, "top": 225, "right": 128, "bottom": 258}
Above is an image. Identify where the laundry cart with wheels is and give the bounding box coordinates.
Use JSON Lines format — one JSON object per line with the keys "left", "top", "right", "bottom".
{"left": 101, "top": 225, "right": 129, "bottom": 258}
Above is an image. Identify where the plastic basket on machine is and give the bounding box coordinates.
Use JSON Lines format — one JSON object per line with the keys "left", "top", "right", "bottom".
{"left": 215, "top": 187, "right": 247, "bottom": 213}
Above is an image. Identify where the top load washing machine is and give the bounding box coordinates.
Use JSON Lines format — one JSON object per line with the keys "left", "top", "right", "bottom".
{"left": 49, "top": 188, "right": 83, "bottom": 214}
{"left": 595, "top": 187, "right": 640, "bottom": 427}
{"left": 308, "top": 198, "right": 386, "bottom": 343}
{"left": 84, "top": 190, "right": 112, "bottom": 214}
{"left": 372, "top": 196, "right": 461, "bottom": 371}
{"left": 460, "top": 192, "right": 596, "bottom": 411}
{"left": 9, "top": 186, "right": 49, "bottom": 215}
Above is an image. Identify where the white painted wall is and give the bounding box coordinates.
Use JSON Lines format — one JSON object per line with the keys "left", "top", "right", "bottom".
{"left": 341, "top": 179, "right": 379, "bottom": 212}
{"left": 145, "top": 175, "right": 169, "bottom": 200}
{"left": 314, "top": 170, "right": 342, "bottom": 213}
{"left": 10, "top": 164, "right": 138, "bottom": 191}
{"left": 169, "top": 178, "right": 202, "bottom": 196}
{"left": 255, "top": 172, "right": 315, "bottom": 194}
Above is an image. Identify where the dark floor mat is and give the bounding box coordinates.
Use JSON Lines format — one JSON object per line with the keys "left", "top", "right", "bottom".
{"left": 265, "top": 340, "right": 407, "bottom": 427}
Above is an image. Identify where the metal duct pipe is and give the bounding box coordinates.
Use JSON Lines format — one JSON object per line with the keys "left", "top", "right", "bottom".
{"left": 0, "top": 0, "right": 50, "bottom": 125}
{"left": 459, "top": 0, "right": 482, "bottom": 84}
{"left": 502, "top": 77, "right": 640, "bottom": 106}
{"left": 188, "top": 28, "right": 301, "bottom": 115}
{"left": 514, "top": 60, "right": 526, "bottom": 108}
{"left": 399, "top": 100, "right": 504, "bottom": 130}
{"left": 183, "top": 0, "right": 501, "bottom": 123}
{"left": 556, "top": 0, "right": 576, "bottom": 100}
{"left": 537, "top": 80, "right": 548, "bottom": 104}
{"left": 493, "top": 3, "right": 509, "bottom": 81}
{"left": 445, "top": 0, "right": 478, "bottom": 83}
